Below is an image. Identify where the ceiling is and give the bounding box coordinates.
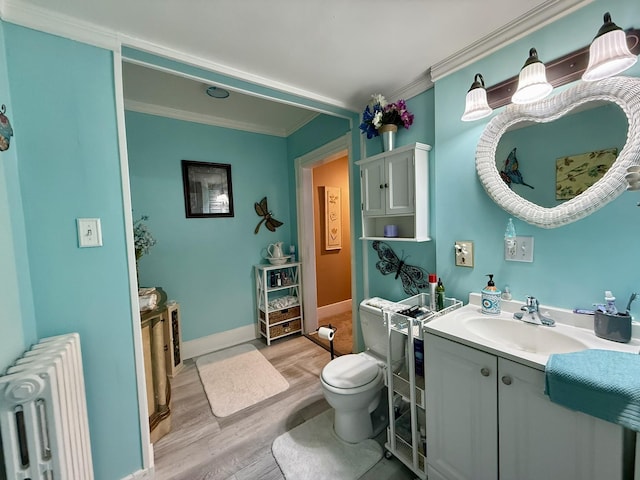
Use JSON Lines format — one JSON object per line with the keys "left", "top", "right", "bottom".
{"left": 4, "top": 0, "right": 592, "bottom": 135}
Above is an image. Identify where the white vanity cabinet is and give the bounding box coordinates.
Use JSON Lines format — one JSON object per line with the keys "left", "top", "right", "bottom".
{"left": 356, "top": 143, "right": 431, "bottom": 241}
{"left": 425, "top": 334, "right": 624, "bottom": 480}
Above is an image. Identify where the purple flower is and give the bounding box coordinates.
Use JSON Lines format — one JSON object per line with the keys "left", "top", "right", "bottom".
{"left": 359, "top": 94, "right": 414, "bottom": 137}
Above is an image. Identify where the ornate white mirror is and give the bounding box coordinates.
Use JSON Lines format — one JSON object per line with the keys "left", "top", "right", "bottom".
{"left": 476, "top": 76, "right": 640, "bottom": 228}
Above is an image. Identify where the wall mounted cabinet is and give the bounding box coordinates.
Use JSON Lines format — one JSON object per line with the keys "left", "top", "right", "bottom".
{"left": 356, "top": 143, "right": 431, "bottom": 241}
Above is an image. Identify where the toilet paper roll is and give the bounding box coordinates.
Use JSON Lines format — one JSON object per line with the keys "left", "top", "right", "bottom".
{"left": 318, "top": 326, "right": 335, "bottom": 341}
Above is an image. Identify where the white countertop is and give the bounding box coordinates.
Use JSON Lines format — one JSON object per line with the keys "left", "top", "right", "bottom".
{"left": 424, "top": 293, "right": 640, "bottom": 371}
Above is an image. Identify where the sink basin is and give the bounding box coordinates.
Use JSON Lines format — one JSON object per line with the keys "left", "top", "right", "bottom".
{"left": 463, "top": 316, "right": 589, "bottom": 355}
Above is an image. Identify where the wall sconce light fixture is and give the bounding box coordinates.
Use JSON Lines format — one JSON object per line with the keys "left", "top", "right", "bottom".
{"left": 461, "top": 73, "right": 493, "bottom": 122}
{"left": 583, "top": 12, "right": 638, "bottom": 81}
{"left": 511, "top": 48, "right": 553, "bottom": 104}
{"left": 461, "top": 12, "right": 640, "bottom": 117}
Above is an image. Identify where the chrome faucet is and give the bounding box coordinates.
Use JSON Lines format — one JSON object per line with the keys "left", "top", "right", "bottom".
{"left": 513, "top": 296, "right": 555, "bottom": 326}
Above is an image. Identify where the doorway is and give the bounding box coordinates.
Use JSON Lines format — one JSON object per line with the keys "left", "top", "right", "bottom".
{"left": 296, "top": 134, "right": 356, "bottom": 355}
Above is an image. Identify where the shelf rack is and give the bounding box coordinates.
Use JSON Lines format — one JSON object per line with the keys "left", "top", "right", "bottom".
{"left": 254, "top": 262, "right": 304, "bottom": 345}
{"left": 384, "top": 293, "right": 462, "bottom": 479}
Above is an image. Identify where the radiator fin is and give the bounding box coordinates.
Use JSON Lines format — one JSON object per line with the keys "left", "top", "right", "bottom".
{"left": 0, "top": 333, "right": 93, "bottom": 479}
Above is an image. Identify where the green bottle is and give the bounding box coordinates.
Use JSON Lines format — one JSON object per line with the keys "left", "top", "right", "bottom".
{"left": 436, "top": 278, "right": 445, "bottom": 311}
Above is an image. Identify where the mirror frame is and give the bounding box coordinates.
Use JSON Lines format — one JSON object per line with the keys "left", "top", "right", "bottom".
{"left": 476, "top": 76, "right": 640, "bottom": 228}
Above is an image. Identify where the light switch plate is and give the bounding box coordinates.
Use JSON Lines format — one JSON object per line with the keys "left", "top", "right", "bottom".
{"left": 77, "top": 218, "right": 102, "bottom": 247}
{"left": 505, "top": 236, "right": 534, "bottom": 262}
{"left": 455, "top": 241, "right": 474, "bottom": 267}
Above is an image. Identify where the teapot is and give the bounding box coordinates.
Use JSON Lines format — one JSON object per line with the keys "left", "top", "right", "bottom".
{"left": 267, "top": 242, "right": 284, "bottom": 258}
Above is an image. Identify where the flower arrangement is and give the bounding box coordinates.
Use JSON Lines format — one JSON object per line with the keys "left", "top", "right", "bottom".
{"left": 359, "top": 94, "right": 414, "bottom": 139}
{"left": 134, "top": 215, "right": 156, "bottom": 260}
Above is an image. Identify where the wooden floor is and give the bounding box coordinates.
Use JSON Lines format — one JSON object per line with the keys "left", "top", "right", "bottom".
{"left": 153, "top": 335, "right": 415, "bottom": 480}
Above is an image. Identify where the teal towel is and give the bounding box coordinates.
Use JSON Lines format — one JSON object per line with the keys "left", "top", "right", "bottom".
{"left": 545, "top": 349, "right": 640, "bottom": 431}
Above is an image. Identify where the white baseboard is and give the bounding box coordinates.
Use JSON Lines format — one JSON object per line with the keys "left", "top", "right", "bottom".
{"left": 182, "top": 324, "right": 258, "bottom": 359}
{"left": 121, "top": 466, "right": 154, "bottom": 480}
{"left": 317, "top": 299, "right": 352, "bottom": 321}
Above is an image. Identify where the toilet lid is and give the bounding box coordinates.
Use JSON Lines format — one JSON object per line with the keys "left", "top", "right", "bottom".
{"left": 321, "top": 354, "right": 379, "bottom": 389}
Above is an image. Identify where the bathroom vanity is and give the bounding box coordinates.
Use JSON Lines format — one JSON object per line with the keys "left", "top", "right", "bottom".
{"left": 423, "top": 294, "right": 640, "bottom": 480}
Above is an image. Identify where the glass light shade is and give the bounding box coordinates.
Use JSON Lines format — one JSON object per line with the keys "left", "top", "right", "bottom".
{"left": 511, "top": 51, "right": 553, "bottom": 104}
{"left": 583, "top": 21, "right": 637, "bottom": 81}
{"left": 461, "top": 73, "right": 493, "bottom": 121}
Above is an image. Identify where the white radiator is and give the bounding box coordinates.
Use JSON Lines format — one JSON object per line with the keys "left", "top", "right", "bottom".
{"left": 0, "top": 333, "right": 93, "bottom": 480}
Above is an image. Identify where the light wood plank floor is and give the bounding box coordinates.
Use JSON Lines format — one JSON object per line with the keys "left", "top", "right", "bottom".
{"left": 153, "top": 336, "right": 415, "bottom": 480}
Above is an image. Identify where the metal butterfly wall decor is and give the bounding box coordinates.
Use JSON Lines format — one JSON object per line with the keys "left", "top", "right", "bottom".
{"left": 500, "top": 147, "right": 534, "bottom": 189}
{"left": 254, "top": 197, "right": 283, "bottom": 234}
{"left": 372, "top": 241, "right": 429, "bottom": 296}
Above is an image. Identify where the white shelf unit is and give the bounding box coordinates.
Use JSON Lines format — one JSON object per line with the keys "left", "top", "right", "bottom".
{"left": 384, "top": 293, "right": 462, "bottom": 479}
{"left": 255, "top": 262, "right": 304, "bottom": 345}
{"left": 355, "top": 143, "right": 432, "bottom": 242}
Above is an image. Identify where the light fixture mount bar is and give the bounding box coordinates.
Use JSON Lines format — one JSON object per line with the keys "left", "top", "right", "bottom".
{"left": 486, "top": 28, "right": 639, "bottom": 109}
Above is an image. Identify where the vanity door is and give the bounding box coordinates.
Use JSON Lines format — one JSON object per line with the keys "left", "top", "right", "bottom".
{"left": 498, "top": 358, "right": 623, "bottom": 480}
{"left": 425, "top": 334, "right": 498, "bottom": 480}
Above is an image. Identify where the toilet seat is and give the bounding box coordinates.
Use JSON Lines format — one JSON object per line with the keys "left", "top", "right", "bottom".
{"left": 321, "top": 353, "right": 384, "bottom": 394}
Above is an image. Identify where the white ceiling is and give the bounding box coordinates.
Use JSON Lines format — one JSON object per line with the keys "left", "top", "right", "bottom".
{"left": 3, "top": 0, "right": 593, "bottom": 135}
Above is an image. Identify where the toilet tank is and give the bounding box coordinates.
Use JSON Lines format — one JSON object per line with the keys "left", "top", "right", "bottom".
{"left": 360, "top": 298, "right": 405, "bottom": 363}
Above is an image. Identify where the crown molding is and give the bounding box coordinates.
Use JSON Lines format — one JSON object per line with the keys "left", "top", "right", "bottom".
{"left": 120, "top": 35, "right": 355, "bottom": 113}
{"left": 124, "top": 99, "right": 318, "bottom": 137}
{"left": 431, "top": 0, "right": 594, "bottom": 82}
{"left": 389, "top": 69, "right": 434, "bottom": 101}
{"left": 0, "top": 0, "right": 354, "bottom": 112}
{"left": 1, "top": 0, "right": 119, "bottom": 51}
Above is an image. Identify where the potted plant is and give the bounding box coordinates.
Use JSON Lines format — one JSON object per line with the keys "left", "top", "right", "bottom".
{"left": 359, "top": 94, "right": 414, "bottom": 150}
{"left": 134, "top": 215, "right": 156, "bottom": 281}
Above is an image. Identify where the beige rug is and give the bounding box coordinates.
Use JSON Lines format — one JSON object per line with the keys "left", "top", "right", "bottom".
{"left": 196, "top": 343, "right": 289, "bottom": 417}
{"left": 272, "top": 409, "right": 382, "bottom": 480}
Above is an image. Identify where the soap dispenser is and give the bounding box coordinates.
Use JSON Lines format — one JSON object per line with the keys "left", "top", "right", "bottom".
{"left": 481, "top": 274, "right": 502, "bottom": 315}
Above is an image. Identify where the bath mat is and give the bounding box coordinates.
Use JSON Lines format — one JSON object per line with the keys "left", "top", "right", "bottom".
{"left": 196, "top": 343, "right": 289, "bottom": 417}
{"left": 272, "top": 409, "right": 382, "bottom": 480}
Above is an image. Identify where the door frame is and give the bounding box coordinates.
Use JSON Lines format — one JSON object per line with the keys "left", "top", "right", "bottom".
{"left": 295, "top": 133, "right": 354, "bottom": 346}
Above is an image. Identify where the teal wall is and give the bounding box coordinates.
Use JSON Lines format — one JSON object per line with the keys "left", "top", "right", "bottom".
{"left": 1, "top": 1, "right": 640, "bottom": 478}
{"left": 3, "top": 24, "right": 142, "bottom": 479}
{"left": 365, "top": 88, "right": 438, "bottom": 301}
{"left": 126, "top": 111, "right": 293, "bottom": 340}
{"left": 0, "top": 20, "right": 35, "bottom": 369}
{"left": 433, "top": 0, "right": 640, "bottom": 315}
{"left": 286, "top": 113, "right": 352, "bottom": 249}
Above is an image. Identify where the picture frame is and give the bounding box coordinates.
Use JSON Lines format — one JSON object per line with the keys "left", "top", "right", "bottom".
{"left": 181, "top": 160, "right": 234, "bottom": 218}
{"left": 324, "top": 186, "right": 341, "bottom": 250}
{"left": 555, "top": 148, "right": 617, "bottom": 201}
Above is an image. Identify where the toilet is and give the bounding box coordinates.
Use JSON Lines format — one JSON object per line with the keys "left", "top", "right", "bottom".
{"left": 320, "top": 298, "right": 406, "bottom": 443}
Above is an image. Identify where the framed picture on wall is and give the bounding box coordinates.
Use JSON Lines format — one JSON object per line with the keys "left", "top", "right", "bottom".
{"left": 324, "top": 186, "right": 341, "bottom": 250}
{"left": 181, "top": 160, "right": 234, "bottom": 218}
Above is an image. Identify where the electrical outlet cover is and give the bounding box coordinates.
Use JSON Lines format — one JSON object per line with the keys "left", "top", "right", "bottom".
{"left": 505, "top": 236, "right": 534, "bottom": 262}
{"left": 455, "top": 241, "right": 474, "bottom": 267}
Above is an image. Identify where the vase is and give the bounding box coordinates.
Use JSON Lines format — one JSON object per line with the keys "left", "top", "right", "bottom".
{"left": 379, "top": 124, "right": 398, "bottom": 152}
